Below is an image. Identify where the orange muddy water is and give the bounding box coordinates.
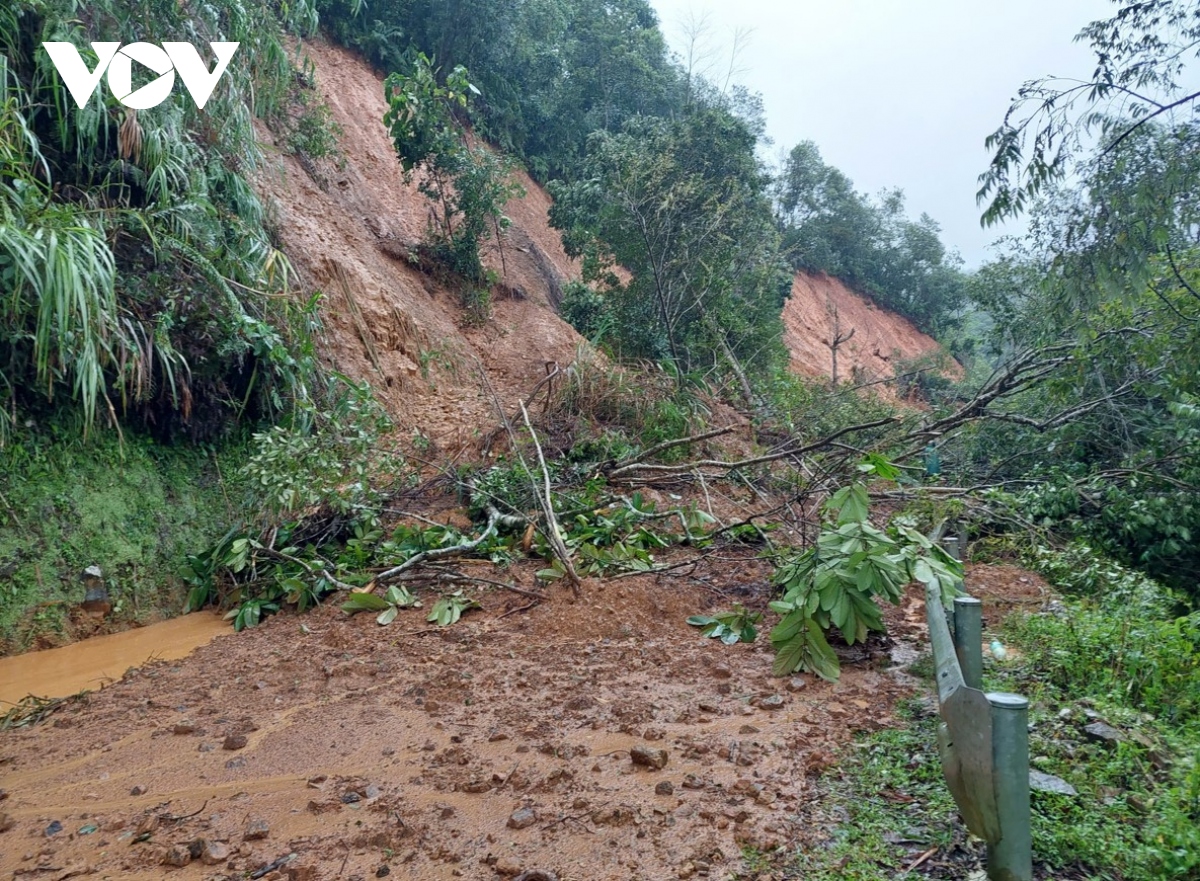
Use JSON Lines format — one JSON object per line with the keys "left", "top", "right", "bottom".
{"left": 0, "top": 611, "right": 229, "bottom": 706}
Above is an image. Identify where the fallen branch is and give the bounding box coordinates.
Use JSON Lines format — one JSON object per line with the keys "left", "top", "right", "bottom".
{"left": 610, "top": 426, "right": 734, "bottom": 469}
{"left": 521, "top": 401, "right": 582, "bottom": 597}
{"left": 607, "top": 415, "right": 901, "bottom": 479}
{"left": 375, "top": 506, "right": 503, "bottom": 583}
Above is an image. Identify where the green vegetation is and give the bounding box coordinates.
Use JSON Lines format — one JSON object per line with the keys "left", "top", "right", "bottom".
{"left": 769, "top": 461, "right": 963, "bottom": 682}
{"left": 0, "top": 0, "right": 324, "bottom": 443}
{"left": 781, "top": 701, "right": 960, "bottom": 880}
{"left": 775, "top": 141, "right": 967, "bottom": 334}
{"left": 0, "top": 432, "right": 232, "bottom": 650}
{"left": 777, "top": 542, "right": 1199, "bottom": 880}
{"left": 687, "top": 605, "right": 761, "bottom": 645}
{"left": 383, "top": 52, "right": 522, "bottom": 286}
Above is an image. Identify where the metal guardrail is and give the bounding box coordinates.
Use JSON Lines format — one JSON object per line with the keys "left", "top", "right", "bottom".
{"left": 927, "top": 536, "right": 1032, "bottom": 881}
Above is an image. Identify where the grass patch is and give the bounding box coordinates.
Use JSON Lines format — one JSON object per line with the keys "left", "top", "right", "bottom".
{"left": 781, "top": 700, "right": 964, "bottom": 880}
{"left": 776, "top": 550, "right": 1200, "bottom": 881}
{"left": 0, "top": 430, "right": 238, "bottom": 652}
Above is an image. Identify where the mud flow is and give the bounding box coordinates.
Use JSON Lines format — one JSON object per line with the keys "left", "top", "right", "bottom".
{"left": 0, "top": 572, "right": 947, "bottom": 881}
{"left": 0, "top": 613, "right": 228, "bottom": 707}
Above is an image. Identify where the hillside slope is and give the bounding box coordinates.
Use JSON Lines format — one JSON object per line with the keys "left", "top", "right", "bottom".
{"left": 783, "top": 272, "right": 959, "bottom": 387}
{"left": 257, "top": 38, "right": 584, "bottom": 449}
{"left": 262, "top": 38, "right": 952, "bottom": 437}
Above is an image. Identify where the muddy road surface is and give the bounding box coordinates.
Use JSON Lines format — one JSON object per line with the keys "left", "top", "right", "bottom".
{"left": 0, "top": 571, "right": 944, "bottom": 880}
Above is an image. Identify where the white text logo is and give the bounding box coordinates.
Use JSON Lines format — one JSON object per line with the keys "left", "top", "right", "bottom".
{"left": 42, "top": 41, "right": 240, "bottom": 110}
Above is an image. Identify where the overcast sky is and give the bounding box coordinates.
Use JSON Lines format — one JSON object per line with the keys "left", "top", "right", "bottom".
{"left": 648, "top": 0, "right": 1115, "bottom": 268}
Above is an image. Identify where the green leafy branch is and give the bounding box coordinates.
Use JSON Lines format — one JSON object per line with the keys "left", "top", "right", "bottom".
{"left": 769, "top": 460, "right": 963, "bottom": 681}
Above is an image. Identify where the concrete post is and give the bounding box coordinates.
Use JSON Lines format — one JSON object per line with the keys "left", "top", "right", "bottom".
{"left": 986, "top": 692, "right": 1032, "bottom": 881}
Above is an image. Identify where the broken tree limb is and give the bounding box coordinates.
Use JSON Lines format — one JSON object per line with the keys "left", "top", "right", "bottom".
{"left": 610, "top": 426, "right": 734, "bottom": 469}
{"left": 520, "top": 401, "right": 582, "bottom": 597}
{"left": 606, "top": 415, "right": 901, "bottom": 479}
{"left": 375, "top": 506, "right": 503, "bottom": 583}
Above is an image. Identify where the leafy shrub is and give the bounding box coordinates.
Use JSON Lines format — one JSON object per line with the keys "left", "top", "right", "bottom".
{"left": 241, "top": 375, "right": 397, "bottom": 528}
{"left": 560, "top": 280, "right": 612, "bottom": 342}
{"left": 770, "top": 462, "right": 962, "bottom": 681}
{"left": 383, "top": 53, "right": 522, "bottom": 286}
{"left": 0, "top": 0, "right": 322, "bottom": 441}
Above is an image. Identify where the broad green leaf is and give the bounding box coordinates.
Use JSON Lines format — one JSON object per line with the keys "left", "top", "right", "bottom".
{"left": 342, "top": 592, "right": 390, "bottom": 613}
{"left": 376, "top": 605, "right": 399, "bottom": 626}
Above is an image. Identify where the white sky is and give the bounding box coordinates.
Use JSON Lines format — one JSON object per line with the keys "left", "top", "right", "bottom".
{"left": 648, "top": 0, "right": 1116, "bottom": 267}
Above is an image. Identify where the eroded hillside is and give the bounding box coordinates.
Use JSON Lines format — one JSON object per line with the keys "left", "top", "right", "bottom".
{"left": 256, "top": 38, "right": 585, "bottom": 449}
{"left": 261, "top": 38, "right": 953, "bottom": 440}
{"left": 783, "top": 272, "right": 959, "bottom": 388}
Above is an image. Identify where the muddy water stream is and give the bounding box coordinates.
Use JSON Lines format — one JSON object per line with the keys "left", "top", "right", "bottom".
{"left": 0, "top": 611, "right": 229, "bottom": 706}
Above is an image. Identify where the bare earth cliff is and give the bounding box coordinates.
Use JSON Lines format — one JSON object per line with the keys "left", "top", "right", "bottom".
{"left": 260, "top": 39, "right": 953, "bottom": 440}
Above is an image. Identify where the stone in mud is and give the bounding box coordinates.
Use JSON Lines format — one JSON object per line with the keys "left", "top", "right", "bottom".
{"left": 162, "top": 845, "right": 191, "bottom": 868}
{"left": 507, "top": 807, "right": 537, "bottom": 830}
{"left": 631, "top": 746, "right": 669, "bottom": 770}
{"left": 711, "top": 664, "right": 732, "bottom": 679}
{"left": 130, "top": 785, "right": 147, "bottom": 795}
{"left": 243, "top": 819, "right": 270, "bottom": 841}
{"left": 756, "top": 695, "right": 785, "bottom": 710}
{"left": 200, "top": 840, "right": 231, "bottom": 865}
{"left": 0, "top": 813, "right": 14, "bottom": 833}
{"left": 172, "top": 722, "right": 196, "bottom": 735}
{"left": 494, "top": 858, "right": 523, "bottom": 876}
{"left": 655, "top": 781, "right": 675, "bottom": 796}
{"left": 223, "top": 733, "right": 248, "bottom": 751}
{"left": 681, "top": 774, "right": 705, "bottom": 790}
{"left": 785, "top": 677, "right": 807, "bottom": 693}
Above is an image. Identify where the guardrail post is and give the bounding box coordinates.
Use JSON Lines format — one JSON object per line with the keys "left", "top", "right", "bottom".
{"left": 986, "top": 692, "right": 1032, "bottom": 881}
{"left": 953, "top": 597, "right": 983, "bottom": 690}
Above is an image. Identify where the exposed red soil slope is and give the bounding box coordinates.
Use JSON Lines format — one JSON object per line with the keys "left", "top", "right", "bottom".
{"left": 258, "top": 39, "right": 955, "bottom": 447}
{"left": 783, "top": 272, "right": 960, "bottom": 387}
{"left": 255, "top": 38, "right": 585, "bottom": 450}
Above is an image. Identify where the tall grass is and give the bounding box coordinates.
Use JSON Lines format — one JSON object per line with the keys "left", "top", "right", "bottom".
{"left": 0, "top": 0, "right": 320, "bottom": 442}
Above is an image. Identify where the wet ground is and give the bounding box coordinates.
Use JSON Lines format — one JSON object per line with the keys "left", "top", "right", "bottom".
{"left": 0, "top": 564, "right": 1035, "bottom": 880}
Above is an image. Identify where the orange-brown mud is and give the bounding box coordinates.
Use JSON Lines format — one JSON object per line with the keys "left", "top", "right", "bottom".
{"left": 0, "top": 613, "right": 229, "bottom": 708}
{"left": 0, "top": 564, "right": 1044, "bottom": 881}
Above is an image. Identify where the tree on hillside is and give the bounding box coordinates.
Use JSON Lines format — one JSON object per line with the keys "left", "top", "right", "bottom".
{"left": 775, "top": 141, "right": 966, "bottom": 333}
{"left": 549, "top": 108, "right": 788, "bottom": 390}
{"left": 318, "top": 0, "right": 683, "bottom": 180}
{"left": 979, "top": 1, "right": 1200, "bottom": 255}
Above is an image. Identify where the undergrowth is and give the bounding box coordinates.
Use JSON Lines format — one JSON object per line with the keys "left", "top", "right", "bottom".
{"left": 0, "top": 429, "right": 234, "bottom": 651}
{"left": 780, "top": 545, "right": 1199, "bottom": 881}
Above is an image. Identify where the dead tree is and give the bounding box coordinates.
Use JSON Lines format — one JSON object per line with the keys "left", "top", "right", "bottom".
{"left": 822, "top": 302, "right": 855, "bottom": 386}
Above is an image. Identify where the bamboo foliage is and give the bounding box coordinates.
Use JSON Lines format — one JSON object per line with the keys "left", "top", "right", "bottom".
{"left": 0, "top": 0, "right": 321, "bottom": 441}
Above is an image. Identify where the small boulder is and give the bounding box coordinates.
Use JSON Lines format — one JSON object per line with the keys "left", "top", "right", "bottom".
{"left": 162, "top": 846, "right": 191, "bottom": 868}
{"left": 630, "top": 746, "right": 669, "bottom": 770}
{"left": 1083, "top": 721, "right": 1123, "bottom": 745}
{"left": 1029, "top": 771, "right": 1077, "bottom": 796}
{"left": 200, "top": 840, "right": 231, "bottom": 865}
{"left": 223, "top": 733, "right": 248, "bottom": 751}
{"left": 507, "top": 807, "right": 537, "bottom": 830}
